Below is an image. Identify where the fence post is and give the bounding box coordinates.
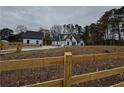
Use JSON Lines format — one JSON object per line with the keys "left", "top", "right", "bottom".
{"left": 0, "top": 43, "right": 4, "bottom": 50}
{"left": 16, "top": 42, "right": 22, "bottom": 52}
{"left": 64, "top": 52, "right": 72, "bottom": 87}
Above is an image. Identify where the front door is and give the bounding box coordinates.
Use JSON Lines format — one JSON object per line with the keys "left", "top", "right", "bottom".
{"left": 27, "top": 40, "right": 30, "bottom": 44}
{"left": 67, "top": 42, "right": 69, "bottom": 45}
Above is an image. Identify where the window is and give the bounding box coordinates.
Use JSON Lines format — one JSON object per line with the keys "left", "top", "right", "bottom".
{"left": 36, "top": 40, "right": 39, "bottom": 44}
{"left": 67, "top": 42, "right": 69, "bottom": 45}
{"left": 27, "top": 40, "right": 30, "bottom": 44}
{"left": 81, "top": 43, "right": 84, "bottom": 46}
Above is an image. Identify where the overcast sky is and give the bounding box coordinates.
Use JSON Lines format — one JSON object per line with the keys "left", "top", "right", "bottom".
{"left": 0, "top": 6, "right": 121, "bottom": 31}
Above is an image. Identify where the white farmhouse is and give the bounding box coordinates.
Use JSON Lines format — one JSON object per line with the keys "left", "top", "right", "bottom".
{"left": 52, "top": 34, "right": 85, "bottom": 46}
{"left": 22, "top": 31, "right": 43, "bottom": 46}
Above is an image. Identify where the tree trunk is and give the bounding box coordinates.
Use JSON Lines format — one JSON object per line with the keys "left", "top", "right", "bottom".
{"left": 117, "top": 22, "right": 121, "bottom": 45}
{"left": 106, "top": 25, "right": 109, "bottom": 45}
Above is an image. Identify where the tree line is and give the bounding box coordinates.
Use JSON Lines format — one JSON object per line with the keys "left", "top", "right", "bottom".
{"left": 0, "top": 7, "right": 124, "bottom": 45}
{"left": 82, "top": 7, "right": 124, "bottom": 45}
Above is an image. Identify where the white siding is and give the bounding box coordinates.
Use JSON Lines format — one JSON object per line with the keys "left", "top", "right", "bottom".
{"left": 121, "top": 32, "right": 124, "bottom": 40}
{"left": 51, "top": 35, "right": 85, "bottom": 46}
{"left": 61, "top": 41, "right": 65, "bottom": 46}
{"left": 52, "top": 41, "right": 61, "bottom": 46}
{"left": 23, "top": 39, "right": 43, "bottom": 45}
{"left": 78, "top": 40, "right": 85, "bottom": 46}
{"left": 72, "top": 37, "right": 78, "bottom": 45}
{"left": 65, "top": 39, "right": 72, "bottom": 46}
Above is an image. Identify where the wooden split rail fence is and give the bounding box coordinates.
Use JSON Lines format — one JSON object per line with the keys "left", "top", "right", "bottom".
{"left": 0, "top": 52, "right": 124, "bottom": 87}
{"left": 0, "top": 42, "right": 22, "bottom": 52}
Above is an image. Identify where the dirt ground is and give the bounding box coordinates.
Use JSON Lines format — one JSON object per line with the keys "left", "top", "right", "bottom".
{"left": 0, "top": 59, "right": 124, "bottom": 87}
{"left": 1, "top": 46, "right": 124, "bottom": 60}
{"left": 0, "top": 46, "right": 124, "bottom": 87}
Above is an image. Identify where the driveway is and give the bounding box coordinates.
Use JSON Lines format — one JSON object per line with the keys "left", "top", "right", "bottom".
{"left": 0, "top": 46, "right": 61, "bottom": 54}
{"left": 22, "top": 46, "right": 61, "bottom": 51}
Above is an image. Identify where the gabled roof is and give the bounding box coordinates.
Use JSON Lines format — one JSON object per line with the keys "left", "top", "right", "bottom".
{"left": 64, "top": 34, "right": 82, "bottom": 43}
{"left": 52, "top": 34, "right": 83, "bottom": 43}
{"left": 52, "top": 34, "right": 67, "bottom": 41}
{"left": 22, "top": 31, "right": 43, "bottom": 39}
{"left": 73, "top": 34, "right": 82, "bottom": 43}
{"left": 52, "top": 35, "right": 60, "bottom": 41}
{"left": 59, "top": 34, "right": 69, "bottom": 41}
{"left": 64, "top": 34, "right": 73, "bottom": 41}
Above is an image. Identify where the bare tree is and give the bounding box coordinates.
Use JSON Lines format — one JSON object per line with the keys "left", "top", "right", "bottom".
{"left": 16, "top": 25, "right": 27, "bottom": 33}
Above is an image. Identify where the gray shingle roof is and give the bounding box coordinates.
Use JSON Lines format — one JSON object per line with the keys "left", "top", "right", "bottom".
{"left": 22, "top": 31, "right": 43, "bottom": 39}
{"left": 63, "top": 34, "right": 82, "bottom": 43}
{"left": 52, "top": 34, "right": 83, "bottom": 43}
{"left": 52, "top": 35, "right": 60, "bottom": 41}
{"left": 73, "top": 34, "right": 82, "bottom": 43}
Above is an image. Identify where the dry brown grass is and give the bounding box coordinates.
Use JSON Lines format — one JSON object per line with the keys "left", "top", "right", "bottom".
{"left": 1, "top": 46, "right": 124, "bottom": 61}
{"left": 0, "top": 46, "right": 124, "bottom": 87}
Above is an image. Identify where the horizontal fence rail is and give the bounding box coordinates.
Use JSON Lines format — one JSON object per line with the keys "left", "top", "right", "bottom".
{"left": 111, "top": 81, "right": 124, "bottom": 87}
{"left": 25, "top": 66, "right": 124, "bottom": 87}
{"left": 0, "top": 52, "right": 124, "bottom": 87}
{"left": 0, "top": 52, "right": 124, "bottom": 72}
{"left": 0, "top": 56, "right": 63, "bottom": 72}
{"left": 0, "top": 42, "right": 22, "bottom": 52}
{"left": 73, "top": 52, "right": 124, "bottom": 62}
